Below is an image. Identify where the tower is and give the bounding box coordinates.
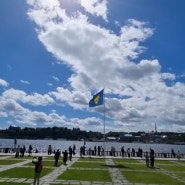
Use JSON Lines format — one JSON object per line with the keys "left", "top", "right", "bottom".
{"left": 155, "top": 122, "right": 157, "bottom": 134}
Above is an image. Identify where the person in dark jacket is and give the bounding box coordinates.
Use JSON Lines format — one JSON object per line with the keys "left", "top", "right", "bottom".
{"left": 69, "top": 146, "right": 73, "bottom": 161}
{"left": 150, "top": 148, "right": 155, "bottom": 167}
{"left": 62, "top": 150, "right": 68, "bottom": 165}
{"left": 54, "top": 149, "right": 61, "bottom": 166}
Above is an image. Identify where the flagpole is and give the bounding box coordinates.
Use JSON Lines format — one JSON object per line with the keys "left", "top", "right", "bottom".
{"left": 103, "top": 89, "right": 105, "bottom": 157}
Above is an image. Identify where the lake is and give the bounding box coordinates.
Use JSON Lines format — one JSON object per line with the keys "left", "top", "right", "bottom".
{"left": 0, "top": 138, "right": 184, "bottom": 154}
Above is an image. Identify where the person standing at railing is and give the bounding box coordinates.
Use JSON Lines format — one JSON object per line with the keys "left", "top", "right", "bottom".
{"left": 177, "top": 150, "right": 181, "bottom": 160}
{"left": 121, "top": 146, "right": 125, "bottom": 157}
{"left": 14, "top": 138, "right": 17, "bottom": 152}
{"left": 127, "top": 148, "right": 131, "bottom": 158}
{"left": 150, "top": 148, "right": 155, "bottom": 167}
{"left": 145, "top": 151, "right": 150, "bottom": 167}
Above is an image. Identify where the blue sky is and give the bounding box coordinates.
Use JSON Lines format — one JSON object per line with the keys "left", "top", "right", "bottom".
{"left": 0, "top": 0, "right": 185, "bottom": 133}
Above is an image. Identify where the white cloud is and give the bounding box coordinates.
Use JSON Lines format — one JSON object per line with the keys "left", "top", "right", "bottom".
{"left": 9, "top": 0, "right": 184, "bottom": 132}
{"left": 2, "top": 88, "right": 54, "bottom": 106}
{"left": 51, "top": 76, "right": 60, "bottom": 82}
{"left": 79, "top": 0, "right": 108, "bottom": 21}
{"left": 20, "top": 80, "right": 31, "bottom": 85}
{"left": 0, "top": 79, "right": 9, "bottom": 87}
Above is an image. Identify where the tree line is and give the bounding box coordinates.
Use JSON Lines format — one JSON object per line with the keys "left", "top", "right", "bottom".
{"left": 0, "top": 126, "right": 103, "bottom": 140}
{"left": 0, "top": 126, "right": 185, "bottom": 143}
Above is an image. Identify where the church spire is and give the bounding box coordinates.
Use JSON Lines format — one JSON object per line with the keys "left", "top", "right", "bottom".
{"left": 155, "top": 122, "right": 157, "bottom": 133}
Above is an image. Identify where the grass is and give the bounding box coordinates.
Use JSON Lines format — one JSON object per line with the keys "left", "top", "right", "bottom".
{"left": 26, "top": 160, "right": 59, "bottom": 167}
{"left": 71, "top": 161, "right": 107, "bottom": 168}
{"left": 157, "top": 164, "right": 185, "bottom": 171}
{"left": 155, "top": 160, "right": 177, "bottom": 165}
{"left": 123, "top": 171, "right": 185, "bottom": 185}
{"left": 175, "top": 172, "right": 185, "bottom": 178}
{"left": 113, "top": 158, "right": 150, "bottom": 170}
{"left": 0, "top": 159, "right": 25, "bottom": 165}
{"left": 0, "top": 183, "right": 28, "bottom": 185}
{"left": 0, "top": 167, "right": 52, "bottom": 178}
{"left": 113, "top": 158, "right": 139, "bottom": 163}
{"left": 78, "top": 157, "right": 105, "bottom": 162}
{"left": 58, "top": 169, "right": 112, "bottom": 182}
{"left": 0, "top": 156, "right": 185, "bottom": 184}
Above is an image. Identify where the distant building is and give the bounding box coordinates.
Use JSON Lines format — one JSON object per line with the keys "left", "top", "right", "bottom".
{"left": 106, "top": 137, "right": 118, "bottom": 141}
{"left": 119, "top": 134, "right": 135, "bottom": 142}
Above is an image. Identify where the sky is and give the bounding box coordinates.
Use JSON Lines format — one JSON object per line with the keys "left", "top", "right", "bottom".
{"left": 0, "top": 0, "right": 185, "bottom": 133}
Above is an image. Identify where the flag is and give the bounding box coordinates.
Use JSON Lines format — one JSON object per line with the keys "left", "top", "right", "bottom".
{"left": 89, "top": 89, "right": 104, "bottom": 107}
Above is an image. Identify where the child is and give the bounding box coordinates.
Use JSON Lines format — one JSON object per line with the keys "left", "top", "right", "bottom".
{"left": 32, "top": 156, "right": 43, "bottom": 185}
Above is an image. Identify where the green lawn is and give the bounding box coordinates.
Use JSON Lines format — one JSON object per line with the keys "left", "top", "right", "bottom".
{"left": 157, "top": 164, "right": 185, "bottom": 171}
{"left": 58, "top": 169, "right": 111, "bottom": 182}
{"left": 26, "top": 160, "right": 59, "bottom": 167}
{"left": 0, "top": 156, "right": 185, "bottom": 185}
{"left": 123, "top": 171, "right": 185, "bottom": 185}
{"left": 0, "top": 183, "right": 28, "bottom": 185}
{"left": 113, "top": 158, "right": 149, "bottom": 170}
{"left": 113, "top": 158, "right": 139, "bottom": 163}
{"left": 78, "top": 157, "right": 105, "bottom": 162}
{"left": 71, "top": 161, "right": 107, "bottom": 168}
{"left": 175, "top": 172, "right": 185, "bottom": 178}
{"left": 0, "top": 167, "right": 52, "bottom": 178}
{"left": 0, "top": 159, "right": 25, "bottom": 165}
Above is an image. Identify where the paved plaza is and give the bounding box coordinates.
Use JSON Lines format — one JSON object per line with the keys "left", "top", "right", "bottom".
{"left": 0, "top": 154, "right": 185, "bottom": 185}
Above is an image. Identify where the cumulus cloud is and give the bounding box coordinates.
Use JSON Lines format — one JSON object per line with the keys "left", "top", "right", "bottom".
{"left": 0, "top": 0, "right": 178, "bottom": 132}
{"left": 79, "top": 0, "right": 108, "bottom": 21}
{"left": 0, "top": 79, "right": 9, "bottom": 87}
{"left": 23, "top": 0, "right": 185, "bottom": 132}
{"left": 2, "top": 88, "right": 54, "bottom": 106}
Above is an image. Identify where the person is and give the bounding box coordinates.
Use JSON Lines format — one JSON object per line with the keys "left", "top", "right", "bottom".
{"left": 150, "top": 148, "right": 155, "bottom": 167}
{"left": 177, "top": 150, "right": 181, "bottom": 160}
{"left": 98, "top": 146, "right": 101, "bottom": 156}
{"left": 54, "top": 149, "right": 61, "bottom": 166}
{"left": 28, "top": 145, "right": 33, "bottom": 156}
{"left": 15, "top": 145, "right": 20, "bottom": 157}
{"left": 32, "top": 156, "right": 43, "bottom": 185}
{"left": 145, "top": 151, "right": 150, "bottom": 167}
{"left": 68, "top": 146, "right": 73, "bottom": 161}
{"left": 80, "top": 146, "right": 83, "bottom": 158}
{"left": 48, "top": 145, "right": 52, "bottom": 155}
{"left": 72, "top": 144, "right": 76, "bottom": 155}
{"left": 171, "top": 149, "right": 176, "bottom": 158}
{"left": 62, "top": 150, "right": 68, "bottom": 165}
{"left": 132, "top": 148, "right": 135, "bottom": 157}
{"left": 121, "top": 146, "right": 125, "bottom": 157}
{"left": 94, "top": 145, "right": 97, "bottom": 156}
{"left": 14, "top": 138, "right": 17, "bottom": 152}
{"left": 127, "top": 148, "right": 130, "bottom": 158}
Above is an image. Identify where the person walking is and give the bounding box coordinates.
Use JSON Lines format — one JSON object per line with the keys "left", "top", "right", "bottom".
{"left": 69, "top": 146, "right": 73, "bottom": 161}
{"left": 54, "top": 149, "right": 61, "bottom": 166}
{"left": 32, "top": 156, "right": 43, "bottom": 185}
{"left": 62, "top": 150, "right": 68, "bottom": 165}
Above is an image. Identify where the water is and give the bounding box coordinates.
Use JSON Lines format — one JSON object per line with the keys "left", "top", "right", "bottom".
{"left": 0, "top": 138, "right": 184, "bottom": 154}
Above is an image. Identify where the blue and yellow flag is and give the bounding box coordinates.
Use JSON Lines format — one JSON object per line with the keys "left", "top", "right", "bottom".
{"left": 89, "top": 89, "right": 104, "bottom": 107}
